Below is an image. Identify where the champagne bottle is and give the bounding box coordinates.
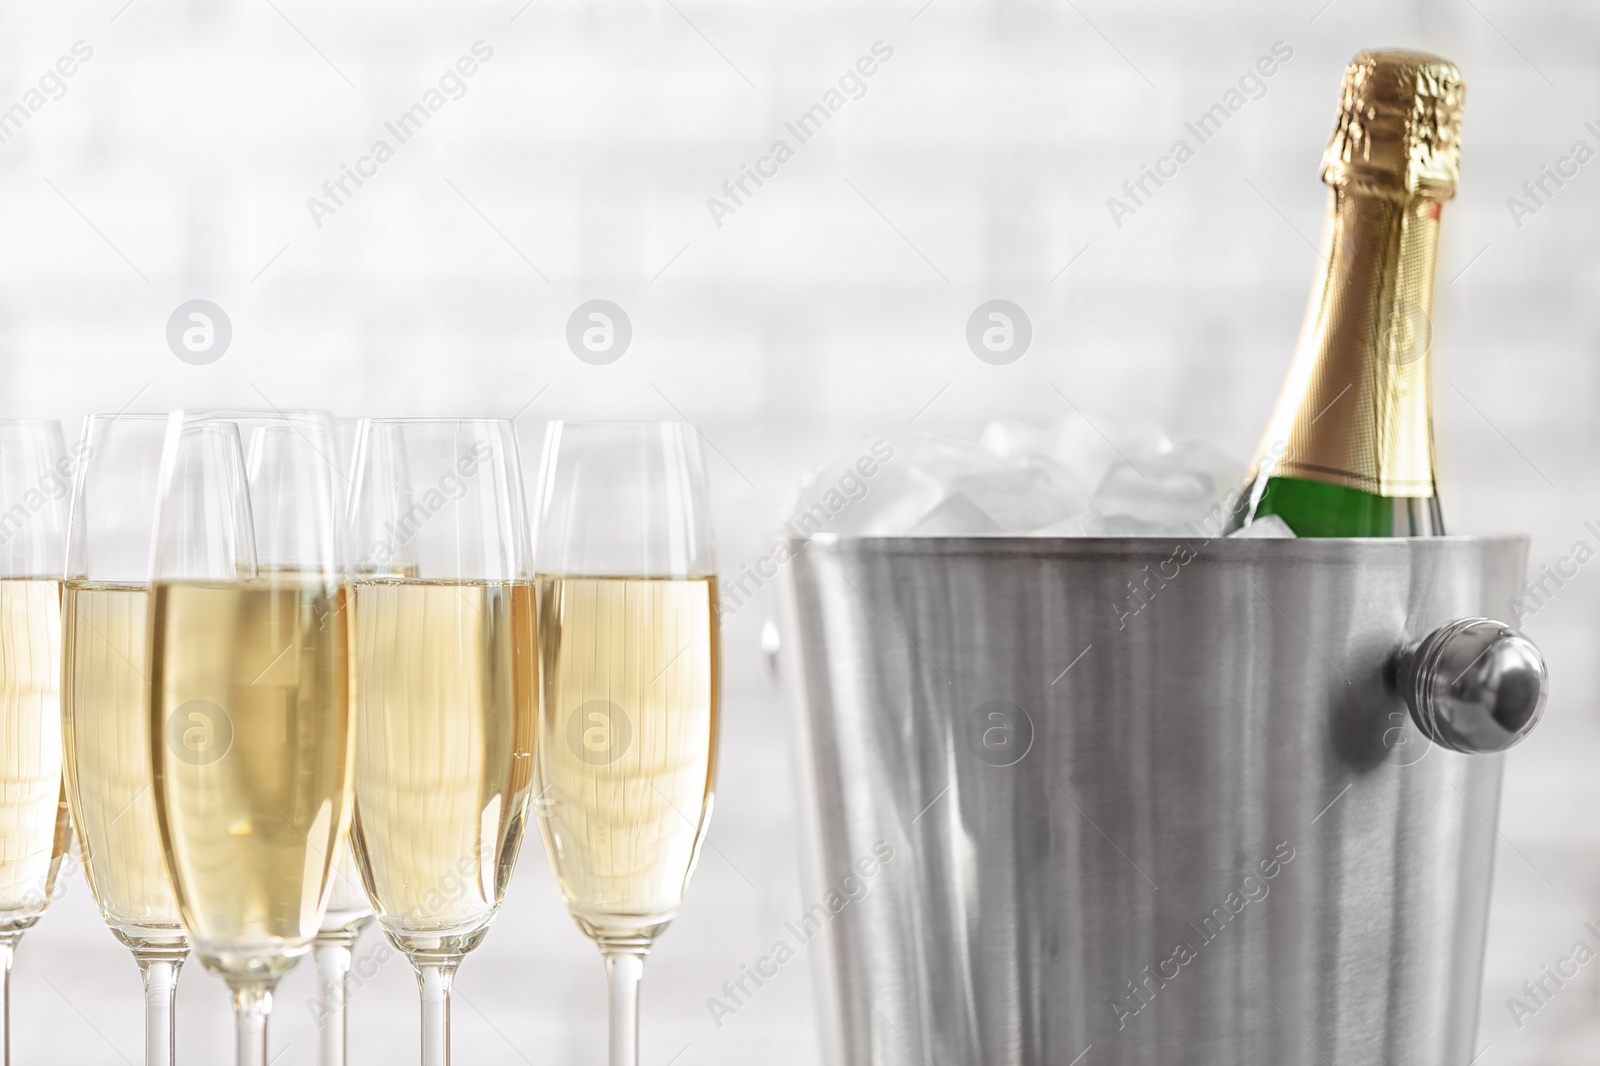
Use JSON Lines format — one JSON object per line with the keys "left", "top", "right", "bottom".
{"left": 1231, "top": 51, "right": 1463, "bottom": 537}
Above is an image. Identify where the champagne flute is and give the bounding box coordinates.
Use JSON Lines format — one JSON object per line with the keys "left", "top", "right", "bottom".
{"left": 346, "top": 418, "right": 537, "bottom": 1066}
{"left": 231, "top": 409, "right": 371, "bottom": 1066}
{"left": 61, "top": 413, "right": 188, "bottom": 1065}
{"left": 0, "top": 420, "right": 72, "bottom": 1066}
{"left": 148, "top": 412, "right": 353, "bottom": 1066}
{"left": 531, "top": 422, "right": 720, "bottom": 1066}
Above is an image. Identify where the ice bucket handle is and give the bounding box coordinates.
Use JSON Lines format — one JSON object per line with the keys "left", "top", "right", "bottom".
{"left": 1398, "top": 617, "right": 1548, "bottom": 754}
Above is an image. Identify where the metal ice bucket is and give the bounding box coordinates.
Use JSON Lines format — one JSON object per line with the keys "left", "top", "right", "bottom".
{"left": 774, "top": 536, "right": 1547, "bottom": 1066}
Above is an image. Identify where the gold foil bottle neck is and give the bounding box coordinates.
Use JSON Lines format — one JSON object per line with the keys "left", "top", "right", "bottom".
{"left": 1321, "top": 50, "right": 1463, "bottom": 200}
{"left": 1241, "top": 50, "right": 1466, "bottom": 505}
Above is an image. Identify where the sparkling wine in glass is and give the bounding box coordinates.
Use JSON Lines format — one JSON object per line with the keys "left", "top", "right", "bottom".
{"left": 148, "top": 412, "right": 353, "bottom": 1066}
{"left": 347, "top": 418, "right": 537, "bottom": 1066}
{"left": 61, "top": 413, "right": 187, "bottom": 1065}
{"left": 0, "top": 420, "right": 72, "bottom": 1065}
{"left": 532, "top": 422, "right": 720, "bottom": 1066}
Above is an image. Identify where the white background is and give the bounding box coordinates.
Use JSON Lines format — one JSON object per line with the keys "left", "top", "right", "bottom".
{"left": 2, "top": 0, "right": 1597, "bottom": 1062}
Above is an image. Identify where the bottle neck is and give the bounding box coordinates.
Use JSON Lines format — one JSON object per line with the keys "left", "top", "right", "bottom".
{"left": 1249, "top": 185, "right": 1444, "bottom": 498}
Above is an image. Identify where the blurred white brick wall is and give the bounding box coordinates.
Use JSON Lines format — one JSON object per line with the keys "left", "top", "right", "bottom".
{"left": 2, "top": 0, "right": 1599, "bottom": 1062}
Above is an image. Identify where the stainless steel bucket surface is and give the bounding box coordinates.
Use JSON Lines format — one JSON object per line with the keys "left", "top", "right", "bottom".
{"left": 775, "top": 536, "right": 1545, "bottom": 1066}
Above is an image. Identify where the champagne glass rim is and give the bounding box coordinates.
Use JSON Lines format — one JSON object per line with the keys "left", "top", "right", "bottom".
{"left": 0, "top": 416, "right": 62, "bottom": 427}
{"left": 358, "top": 416, "right": 513, "bottom": 426}
{"left": 546, "top": 419, "right": 691, "bottom": 429}
{"left": 175, "top": 408, "right": 331, "bottom": 424}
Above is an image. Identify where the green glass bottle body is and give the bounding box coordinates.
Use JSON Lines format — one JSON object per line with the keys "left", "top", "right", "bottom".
{"left": 1249, "top": 475, "right": 1444, "bottom": 537}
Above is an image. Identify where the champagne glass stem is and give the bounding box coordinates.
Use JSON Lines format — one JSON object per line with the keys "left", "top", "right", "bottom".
{"left": 133, "top": 950, "right": 184, "bottom": 1066}
{"left": 230, "top": 984, "right": 274, "bottom": 1066}
{"left": 602, "top": 943, "right": 649, "bottom": 1066}
{"left": 0, "top": 933, "right": 17, "bottom": 1066}
{"left": 415, "top": 957, "right": 460, "bottom": 1066}
{"left": 313, "top": 935, "right": 357, "bottom": 1066}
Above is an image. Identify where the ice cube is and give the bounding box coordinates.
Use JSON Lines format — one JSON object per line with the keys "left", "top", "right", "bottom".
{"left": 980, "top": 418, "right": 1057, "bottom": 463}
{"left": 1098, "top": 513, "right": 1176, "bottom": 536}
{"left": 1030, "top": 513, "right": 1110, "bottom": 537}
{"left": 1228, "top": 514, "right": 1297, "bottom": 539}
{"left": 954, "top": 466, "right": 1079, "bottom": 532}
{"left": 901, "top": 432, "right": 1012, "bottom": 484}
{"left": 1090, "top": 439, "right": 1244, "bottom": 536}
{"left": 787, "top": 423, "right": 1240, "bottom": 539}
{"left": 980, "top": 414, "right": 1139, "bottom": 522}
{"left": 781, "top": 435, "right": 943, "bottom": 537}
{"left": 908, "top": 493, "right": 1004, "bottom": 536}
{"left": 1047, "top": 409, "right": 1173, "bottom": 473}
{"left": 982, "top": 412, "right": 1172, "bottom": 498}
{"left": 1028, "top": 455, "right": 1100, "bottom": 517}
